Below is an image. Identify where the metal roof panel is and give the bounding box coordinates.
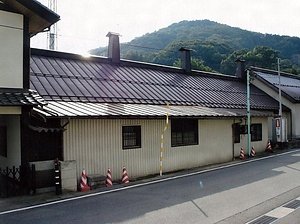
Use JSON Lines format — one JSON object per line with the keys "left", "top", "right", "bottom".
{"left": 34, "top": 102, "right": 273, "bottom": 118}
{"left": 30, "top": 49, "right": 279, "bottom": 111}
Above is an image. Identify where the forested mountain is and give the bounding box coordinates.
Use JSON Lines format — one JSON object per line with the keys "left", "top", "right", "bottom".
{"left": 90, "top": 20, "right": 300, "bottom": 75}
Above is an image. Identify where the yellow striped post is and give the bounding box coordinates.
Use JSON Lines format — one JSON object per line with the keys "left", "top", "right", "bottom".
{"left": 160, "top": 104, "right": 169, "bottom": 176}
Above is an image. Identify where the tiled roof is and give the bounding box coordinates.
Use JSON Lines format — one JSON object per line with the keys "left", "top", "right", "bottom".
{"left": 34, "top": 102, "right": 274, "bottom": 118}
{"left": 30, "top": 49, "right": 279, "bottom": 111}
{"left": 0, "top": 88, "right": 47, "bottom": 106}
{"left": 252, "top": 67, "right": 300, "bottom": 102}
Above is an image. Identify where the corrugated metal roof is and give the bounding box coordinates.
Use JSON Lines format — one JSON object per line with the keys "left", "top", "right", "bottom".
{"left": 34, "top": 101, "right": 274, "bottom": 118}
{"left": 30, "top": 49, "right": 279, "bottom": 111}
{"left": 253, "top": 68, "right": 300, "bottom": 102}
{"left": 0, "top": 88, "right": 46, "bottom": 106}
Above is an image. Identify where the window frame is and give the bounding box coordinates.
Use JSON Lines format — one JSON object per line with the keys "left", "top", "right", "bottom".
{"left": 171, "top": 119, "right": 199, "bottom": 147}
{"left": 122, "top": 125, "right": 141, "bottom": 150}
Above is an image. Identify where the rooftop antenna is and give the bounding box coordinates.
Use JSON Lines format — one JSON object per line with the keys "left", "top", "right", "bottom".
{"left": 47, "top": 0, "right": 57, "bottom": 50}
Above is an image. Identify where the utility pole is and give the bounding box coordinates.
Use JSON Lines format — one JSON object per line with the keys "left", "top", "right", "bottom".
{"left": 278, "top": 58, "right": 283, "bottom": 145}
{"left": 247, "top": 70, "right": 251, "bottom": 156}
{"left": 48, "top": 0, "right": 57, "bottom": 50}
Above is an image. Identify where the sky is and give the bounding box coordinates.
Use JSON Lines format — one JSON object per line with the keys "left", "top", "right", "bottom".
{"left": 31, "top": 0, "right": 300, "bottom": 55}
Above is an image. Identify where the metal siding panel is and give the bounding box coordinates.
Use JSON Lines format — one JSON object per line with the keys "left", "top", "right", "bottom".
{"left": 62, "top": 117, "right": 238, "bottom": 182}
{"left": 63, "top": 119, "right": 165, "bottom": 181}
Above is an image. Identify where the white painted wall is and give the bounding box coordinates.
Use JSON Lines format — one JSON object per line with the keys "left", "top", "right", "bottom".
{"left": 233, "top": 117, "right": 269, "bottom": 157}
{"left": 0, "top": 106, "right": 21, "bottom": 114}
{"left": 0, "top": 10, "right": 23, "bottom": 88}
{"left": 252, "top": 78, "right": 297, "bottom": 138}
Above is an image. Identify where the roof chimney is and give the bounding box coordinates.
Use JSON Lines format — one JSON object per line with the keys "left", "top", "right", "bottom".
{"left": 106, "top": 32, "right": 121, "bottom": 63}
{"left": 235, "top": 59, "right": 246, "bottom": 80}
{"left": 179, "top": 47, "right": 191, "bottom": 73}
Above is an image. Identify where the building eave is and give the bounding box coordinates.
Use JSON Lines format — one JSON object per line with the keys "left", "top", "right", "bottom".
{"left": 1, "top": 0, "right": 60, "bottom": 36}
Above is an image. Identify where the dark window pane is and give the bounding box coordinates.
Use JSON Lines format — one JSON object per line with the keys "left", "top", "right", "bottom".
{"left": 122, "top": 126, "right": 141, "bottom": 149}
{"left": 233, "top": 123, "right": 240, "bottom": 143}
{"left": 251, "top": 124, "right": 262, "bottom": 141}
{"left": 171, "top": 119, "right": 198, "bottom": 147}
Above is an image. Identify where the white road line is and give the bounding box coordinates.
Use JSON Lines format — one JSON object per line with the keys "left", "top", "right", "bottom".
{"left": 1, "top": 149, "right": 299, "bottom": 216}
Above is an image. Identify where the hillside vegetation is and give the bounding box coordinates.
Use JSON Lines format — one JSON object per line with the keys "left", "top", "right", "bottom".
{"left": 90, "top": 20, "right": 300, "bottom": 75}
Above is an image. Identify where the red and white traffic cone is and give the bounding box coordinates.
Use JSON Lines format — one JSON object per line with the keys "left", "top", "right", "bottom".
{"left": 80, "top": 169, "right": 90, "bottom": 191}
{"left": 240, "top": 147, "right": 245, "bottom": 159}
{"left": 106, "top": 168, "right": 113, "bottom": 187}
{"left": 251, "top": 146, "right": 256, "bottom": 157}
{"left": 265, "top": 140, "right": 273, "bottom": 153}
{"left": 122, "top": 166, "right": 129, "bottom": 184}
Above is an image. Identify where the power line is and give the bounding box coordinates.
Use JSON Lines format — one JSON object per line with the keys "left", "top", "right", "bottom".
{"left": 37, "top": 32, "right": 177, "bottom": 53}
{"left": 121, "top": 43, "right": 178, "bottom": 53}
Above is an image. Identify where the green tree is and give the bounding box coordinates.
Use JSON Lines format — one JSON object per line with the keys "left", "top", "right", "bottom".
{"left": 221, "top": 46, "right": 280, "bottom": 75}
{"left": 173, "top": 57, "right": 214, "bottom": 72}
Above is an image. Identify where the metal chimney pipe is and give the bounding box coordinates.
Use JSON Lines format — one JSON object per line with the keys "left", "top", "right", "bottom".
{"left": 179, "top": 47, "right": 191, "bottom": 73}
{"left": 106, "top": 32, "right": 121, "bottom": 63}
{"left": 235, "top": 59, "right": 246, "bottom": 80}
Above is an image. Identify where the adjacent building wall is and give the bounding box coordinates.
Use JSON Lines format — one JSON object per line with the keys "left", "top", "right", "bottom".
{"left": 63, "top": 118, "right": 234, "bottom": 181}
{"left": 252, "top": 79, "right": 294, "bottom": 138}
{"left": 0, "top": 10, "right": 23, "bottom": 88}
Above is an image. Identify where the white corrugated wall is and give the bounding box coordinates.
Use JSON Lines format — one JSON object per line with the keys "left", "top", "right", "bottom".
{"left": 233, "top": 117, "right": 269, "bottom": 157}
{"left": 62, "top": 118, "right": 235, "bottom": 182}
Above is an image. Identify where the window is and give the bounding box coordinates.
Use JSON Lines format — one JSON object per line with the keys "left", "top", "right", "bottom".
{"left": 0, "top": 126, "right": 7, "bottom": 157}
{"left": 171, "top": 119, "right": 198, "bottom": 147}
{"left": 122, "top": 126, "right": 141, "bottom": 149}
{"left": 251, "top": 124, "right": 262, "bottom": 141}
{"left": 233, "top": 123, "right": 240, "bottom": 143}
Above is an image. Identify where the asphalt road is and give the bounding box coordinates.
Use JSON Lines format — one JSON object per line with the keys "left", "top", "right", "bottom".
{"left": 1, "top": 150, "right": 300, "bottom": 224}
